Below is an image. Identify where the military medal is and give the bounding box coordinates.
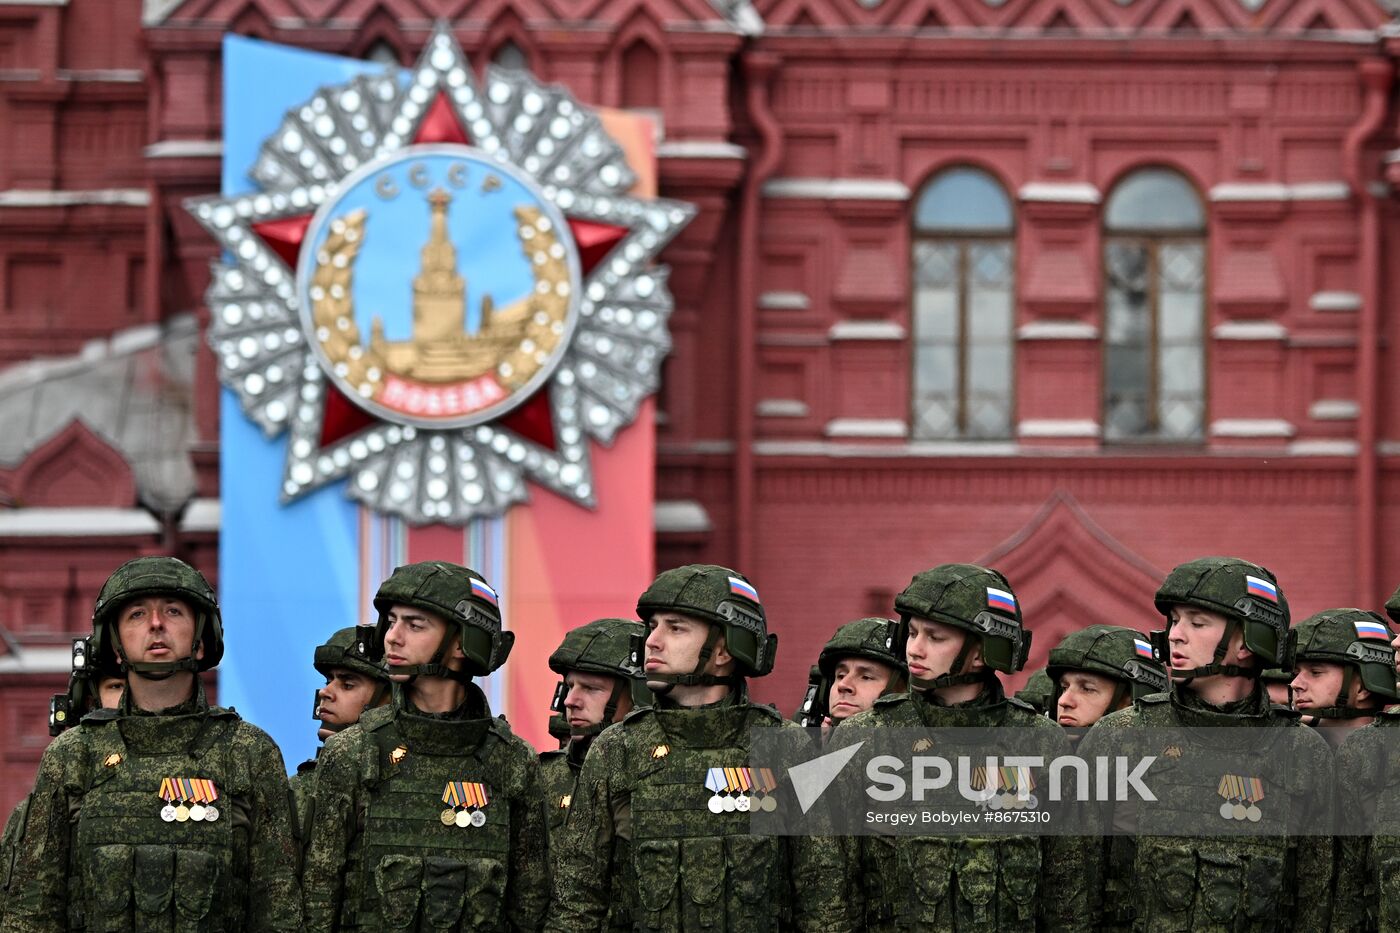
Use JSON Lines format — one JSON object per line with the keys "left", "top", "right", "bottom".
{"left": 161, "top": 805, "right": 177, "bottom": 822}
{"left": 442, "top": 781, "right": 489, "bottom": 829}
{"left": 651, "top": 744, "right": 670, "bottom": 760}
{"left": 175, "top": 805, "right": 190, "bottom": 822}
{"left": 705, "top": 768, "right": 726, "bottom": 814}
{"left": 1218, "top": 775, "right": 1265, "bottom": 822}
{"left": 185, "top": 778, "right": 219, "bottom": 822}
{"left": 750, "top": 768, "right": 780, "bottom": 813}
{"left": 159, "top": 778, "right": 187, "bottom": 823}
{"left": 204, "top": 806, "right": 220, "bottom": 822}
{"left": 390, "top": 745, "right": 408, "bottom": 766}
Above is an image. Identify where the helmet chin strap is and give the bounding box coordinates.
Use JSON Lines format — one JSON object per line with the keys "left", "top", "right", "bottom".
{"left": 386, "top": 626, "right": 472, "bottom": 686}
{"left": 909, "top": 635, "right": 987, "bottom": 692}
{"left": 646, "top": 625, "right": 739, "bottom": 690}
{"left": 1170, "top": 618, "right": 1257, "bottom": 684}
{"left": 117, "top": 613, "right": 208, "bottom": 680}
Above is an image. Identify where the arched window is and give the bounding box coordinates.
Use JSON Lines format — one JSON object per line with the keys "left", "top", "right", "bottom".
{"left": 1102, "top": 168, "right": 1206, "bottom": 441}
{"left": 491, "top": 41, "right": 528, "bottom": 72}
{"left": 910, "top": 167, "right": 1015, "bottom": 439}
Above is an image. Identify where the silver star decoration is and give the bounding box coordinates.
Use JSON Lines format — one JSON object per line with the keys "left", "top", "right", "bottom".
{"left": 188, "top": 26, "right": 693, "bottom": 524}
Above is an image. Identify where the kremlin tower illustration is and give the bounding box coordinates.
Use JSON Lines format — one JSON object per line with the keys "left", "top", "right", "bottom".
{"left": 369, "top": 188, "right": 530, "bottom": 382}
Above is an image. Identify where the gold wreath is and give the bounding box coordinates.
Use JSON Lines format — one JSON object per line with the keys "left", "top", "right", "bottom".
{"left": 310, "top": 202, "right": 572, "bottom": 402}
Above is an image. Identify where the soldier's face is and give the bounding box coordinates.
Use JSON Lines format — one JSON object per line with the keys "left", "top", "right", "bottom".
{"left": 116, "top": 596, "right": 202, "bottom": 667}
{"left": 563, "top": 670, "right": 630, "bottom": 730}
{"left": 1166, "top": 605, "right": 1241, "bottom": 672}
{"left": 317, "top": 667, "right": 381, "bottom": 729}
{"left": 1055, "top": 671, "right": 1118, "bottom": 727}
{"left": 905, "top": 616, "right": 983, "bottom": 681}
{"left": 96, "top": 676, "right": 125, "bottom": 710}
{"left": 1290, "top": 661, "right": 1349, "bottom": 711}
{"left": 383, "top": 604, "right": 464, "bottom": 680}
{"left": 643, "top": 612, "right": 730, "bottom": 686}
{"left": 828, "top": 658, "right": 894, "bottom": 720}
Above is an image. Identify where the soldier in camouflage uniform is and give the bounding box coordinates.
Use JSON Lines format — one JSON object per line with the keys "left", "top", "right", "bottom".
{"left": 1333, "top": 592, "right": 1400, "bottom": 931}
{"left": 539, "top": 619, "right": 647, "bottom": 874}
{"left": 0, "top": 634, "right": 124, "bottom": 923}
{"left": 1289, "top": 609, "right": 1396, "bottom": 747}
{"left": 1079, "top": 556, "right": 1335, "bottom": 932}
{"left": 1046, "top": 625, "right": 1166, "bottom": 736}
{"left": 794, "top": 617, "right": 907, "bottom": 738}
{"left": 1013, "top": 667, "right": 1054, "bottom": 716}
{"left": 301, "top": 561, "right": 547, "bottom": 932}
{"left": 833, "top": 564, "right": 1089, "bottom": 931}
{"left": 287, "top": 627, "right": 390, "bottom": 850}
{"left": 547, "top": 564, "right": 858, "bottom": 932}
{"left": 0, "top": 556, "right": 302, "bottom": 932}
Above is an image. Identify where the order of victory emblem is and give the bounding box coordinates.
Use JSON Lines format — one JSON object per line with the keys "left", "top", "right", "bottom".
{"left": 189, "top": 27, "right": 693, "bottom": 524}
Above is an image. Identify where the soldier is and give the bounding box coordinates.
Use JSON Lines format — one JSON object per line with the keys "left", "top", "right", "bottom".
{"left": 1046, "top": 624, "right": 1166, "bottom": 736}
{"left": 834, "top": 564, "right": 1088, "bottom": 931}
{"left": 1332, "top": 601, "right": 1400, "bottom": 929}
{"left": 1014, "top": 667, "right": 1054, "bottom": 715}
{"left": 547, "top": 564, "right": 857, "bottom": 932}
{"left": 539, "top": 619, "right": 647, "bottom": 868}
{"left": 1, "top": 639, "right": 124, "bottom": 922}
{"left": 288, "top": 627, "right": 391, "bottom": 841}
{"left": 1080, "top": 557, "right": 1335, "bottom": 932}
{"left": 794, "top": 617, "right": 907, "bottom": 739}
{"left": 301, "top": 561, "right": 547, "bottom": 932}
{"left": 0, "top": 556, "right": 301, "bottom": 932}
{"left": 1289, "top": 610, "right": 1396, "bottom": 747}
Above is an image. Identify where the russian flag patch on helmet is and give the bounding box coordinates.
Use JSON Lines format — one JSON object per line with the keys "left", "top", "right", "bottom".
{"left": 986, "top": 587, "right": 1017, "bottom": 614}
{"left": 1355, "top": 618, "right": 1391, "bottom": 640}
{"left": 1134, "top": 638, "right": 1155, "bottom": 659}
{"left": 728, "top": 576, "right": 760, "bottom": 602}
{"left": 471, "top": 578, "right": 499, "bottom": 607}
{"left": 1244, "top": 575, "right": 1278, "bottom": 603}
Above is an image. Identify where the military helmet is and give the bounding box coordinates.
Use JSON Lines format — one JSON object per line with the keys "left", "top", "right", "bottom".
{"left": 548, "top": 618, "right": 652, "bottom": 736}
{"left": 893, "top": 564, "right": 1032, "bottom": 689}
{"left": 49, "top": 635, "right": 125, "bottom": 735}
{"left": 1292, "top": 608, "right": 1398, "bottom": 714}
{"left": 314, "top": 626, "right": 389, "bottom": 682}
{"left": 1014, "top": 668, "right": 1055, "bottom": 715}
{"left": 371, "top": 561, "right": 513, "bottom": 680}
{"left": 1047, "top": 625, "right": 1168, "bottom": 701}
{"left": 817, "top": 618, "right": 908, "bottom": 682}
{"left": 91, "top": 556, "right": 223, "bottom": 676}
{"left": 636, "top": 565, "right": 776, "bottom": 680}
{"left": 1152, "top": 557, "right": 1290, "bottom": 677}
{"left": 1385, "top": 583, "right": 1400, "bottom": 626}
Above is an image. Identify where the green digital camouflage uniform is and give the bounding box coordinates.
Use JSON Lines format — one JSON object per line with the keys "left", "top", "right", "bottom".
{"left": 546, "top": 564, "right": 858, "bottom": 932}
{"left": 1079, "top": 557, "right": 1336, "bottom": 933}
{"left": 834, "top": 564, "right": 1090, "bottom": 932}
{"left": 0, "top": 556, "right": 302, "bottom": 933}
{"left": 1308, "top": 607, "right": 1400, "bottom": 932}
{"left": 539, "top": 618, "right": 647, "bottom": 860}
{"left": 1, "top": 616, "right": 125, "bottom": 921}
{"left": 300, "top": 561, "right": 548, "bottom": 933}
{"left": 289, "top": 626, "right": 390, "bottom": 851}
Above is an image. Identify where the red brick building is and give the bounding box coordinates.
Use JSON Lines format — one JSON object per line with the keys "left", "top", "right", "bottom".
{"left": 1, "top": 0, "right": 1399, "bottom": 810}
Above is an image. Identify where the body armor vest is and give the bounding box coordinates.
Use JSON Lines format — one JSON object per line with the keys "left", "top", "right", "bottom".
{"left": 71, "top": 708, "right": 251, "bottom": 933}
{"left": 341, "top": 704, "right": 521, "bottom": 932}
{"left": 539, "top": 748, "right": 578, "bottom": 852}
{"left": 620, "top": 701, "right": 792, "bottom": 933}
{"left": 1104, "top": 694, "right": 1307, "bottom": 933}
{"left": 858, "top": 692, "right": 1046, "bottom": 933}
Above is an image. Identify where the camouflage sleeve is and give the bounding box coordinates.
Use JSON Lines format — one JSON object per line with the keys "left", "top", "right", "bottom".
{"left": 286, "top": 770, "right": 313, "bottom": 877}
{"left": 0, "top": 730, "right": 81, "bottom": 933}
{"left": 243, "top": 726, "right": 304, "bottom": 932}
{"left": 301, "top": 729, "right": 361, "bottom": 933}
{"left": 1291, "top": 733, "right": 1336, "bottom": 933}
{"left": 544, "top": 729, "right": 620, "bottom": 933}
{"left": 508, "top": 746, "right": 548, "bottom": 932}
